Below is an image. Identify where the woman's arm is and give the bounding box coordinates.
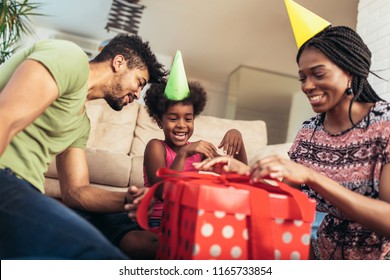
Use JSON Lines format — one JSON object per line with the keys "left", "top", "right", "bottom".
{"left": 307, "top": 168, "right": 390, "bottom": 237}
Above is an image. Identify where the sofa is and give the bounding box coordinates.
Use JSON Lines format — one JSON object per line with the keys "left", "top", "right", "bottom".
{"left": 44, "top": 99, "right": 292, "bottom": 198}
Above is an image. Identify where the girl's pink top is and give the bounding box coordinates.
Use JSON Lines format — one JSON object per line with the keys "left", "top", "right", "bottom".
{"left": 143, "top": 141, "right": 202, "bottom": 220}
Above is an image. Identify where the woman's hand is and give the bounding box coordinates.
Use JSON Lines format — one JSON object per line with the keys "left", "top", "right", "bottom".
{"left": 250, "top": 155, "right": 313, "bottom": 185}
{"left": 193, "top": 156, "right": 250, "bottom": 174}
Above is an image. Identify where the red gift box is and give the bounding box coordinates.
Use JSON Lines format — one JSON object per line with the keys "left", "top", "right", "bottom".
{"left": 137, "top": 168, "right": 316, "bottom": 260}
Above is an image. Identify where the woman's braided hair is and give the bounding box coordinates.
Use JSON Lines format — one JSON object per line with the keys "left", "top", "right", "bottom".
{"left": 297, "top": 26, "right": 384, "bottom": 126}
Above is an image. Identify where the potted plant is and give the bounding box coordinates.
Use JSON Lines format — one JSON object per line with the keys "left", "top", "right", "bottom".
{"left": 0, "top": 0, "right": 41, "bottom": 64}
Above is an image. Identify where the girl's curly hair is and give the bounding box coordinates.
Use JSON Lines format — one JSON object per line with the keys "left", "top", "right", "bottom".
{"left": 144, "top": 80, "right": 207, "bottom": 123}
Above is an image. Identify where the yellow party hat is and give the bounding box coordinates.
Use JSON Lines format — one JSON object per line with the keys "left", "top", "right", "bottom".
{"left": 284, "top": 0, "right": 331, "bottom": 48}
{"left": 164, "top": 50, "right": 190, "bottom": 101}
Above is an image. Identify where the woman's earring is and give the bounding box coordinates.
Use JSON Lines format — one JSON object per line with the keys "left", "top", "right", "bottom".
{"left": 346, "top": 81, "right": 353, "bottom": 95}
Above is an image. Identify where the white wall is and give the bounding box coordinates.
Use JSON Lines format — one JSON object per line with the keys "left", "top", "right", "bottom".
{"left": 357, "top": 0, "right": 390, "bottom": 99}
{"left": 286, "top": 91, "right": 315, "bottom": 142}
{"left": 20, "top": 26, "right": 57, "bottom": 47}
{"left": 188, "top": 77, "right": 228, "bottom": 118}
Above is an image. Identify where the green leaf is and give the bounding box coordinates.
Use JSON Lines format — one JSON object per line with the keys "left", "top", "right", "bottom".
{"left": 0, "top": 0, "right": 43, "bottom": 64}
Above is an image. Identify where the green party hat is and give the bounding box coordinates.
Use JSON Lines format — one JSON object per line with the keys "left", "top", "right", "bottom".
{"left": 164, "top": 50, "right": 190, "bottom": 100}
{"left": 285, "top": 0, "right": 331, "bottom": 48}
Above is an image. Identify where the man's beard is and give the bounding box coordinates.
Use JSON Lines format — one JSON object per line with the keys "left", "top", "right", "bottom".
{"left": 103, "top": 82, "right": 125, "bottom": 111}
{"left": 104, "top": 94, "right": 125, "bottom": 111}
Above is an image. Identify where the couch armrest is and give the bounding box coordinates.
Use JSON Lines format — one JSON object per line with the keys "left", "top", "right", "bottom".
{"left": 249, "top": 143, "right": 293, "bottom": 165}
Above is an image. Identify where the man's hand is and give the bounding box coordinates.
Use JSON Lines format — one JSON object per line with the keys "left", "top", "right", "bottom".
{"left": 124, "top": 186, "right": 149, "bottom": 221}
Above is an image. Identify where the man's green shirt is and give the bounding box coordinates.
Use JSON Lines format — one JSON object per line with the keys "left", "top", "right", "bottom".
{"left": 0, "top": 39, "right": 91, "bottom": 192}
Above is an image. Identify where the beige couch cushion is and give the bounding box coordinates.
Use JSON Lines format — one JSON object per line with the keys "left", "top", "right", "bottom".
{"left": 130, "top": 105, "right": 164, "bottom": 157}
{"left": 249, "top": 143, "right": 293, "bottom": 165}
{"left": 191, "top": 115, "right": 267, "bottom": 164}
{"left": 85, "top": 99, "right": 139, "bottom": 154}
{"left": 46, "top": 148, "right": 132, "bottom": 187}
{"left": 85, "top": 148, "right": 132, "bottom": 187}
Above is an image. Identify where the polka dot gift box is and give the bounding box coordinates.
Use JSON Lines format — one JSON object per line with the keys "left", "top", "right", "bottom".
{"left": 137, "top": 168, "right": 316, "bottom": 260}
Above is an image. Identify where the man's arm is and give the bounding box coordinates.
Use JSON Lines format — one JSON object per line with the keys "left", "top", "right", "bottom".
{"left": 0, "top": 60, "right": 58, "bottom": 156}
{"left": 57, "top": 147, "right": 126, "bottom": 213}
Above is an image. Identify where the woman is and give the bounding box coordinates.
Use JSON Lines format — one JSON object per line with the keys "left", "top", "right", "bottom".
{"left": 194, "top": 25, "right": 390, "bottom": 260}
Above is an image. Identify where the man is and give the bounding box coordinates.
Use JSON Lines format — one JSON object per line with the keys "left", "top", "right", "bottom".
{"left": 0, "top": 34, "right": 166, "bottom": 259}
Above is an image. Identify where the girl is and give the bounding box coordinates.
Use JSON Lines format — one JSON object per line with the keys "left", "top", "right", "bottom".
{"left": 123, "top": 80, "right": 247, "bottom": 259}
{"left": 144, "top": 80, "right": 247, "bottom": 215}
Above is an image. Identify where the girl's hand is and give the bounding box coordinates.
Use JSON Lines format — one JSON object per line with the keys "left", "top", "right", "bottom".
{"left": 193, "top": 156, "right": 250, "bottom": 174}
{"left": 180, "top": 140, "right": 218, "bottom": 159}
{"left": 218, "top": 129, "right": 243, "bottom": 156}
